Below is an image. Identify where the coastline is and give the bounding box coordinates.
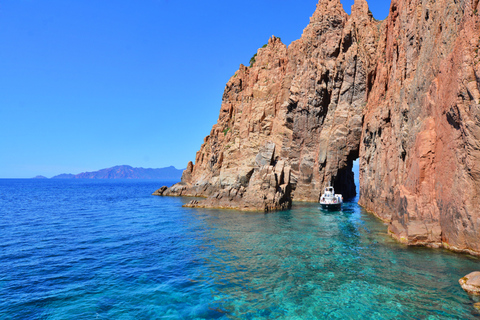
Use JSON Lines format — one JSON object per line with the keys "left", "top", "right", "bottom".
{"left": 156, "top": 188, "right": 480, "bottom": 257}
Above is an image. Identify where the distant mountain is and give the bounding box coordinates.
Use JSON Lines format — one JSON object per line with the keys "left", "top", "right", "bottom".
{"left": 51, "top": 165, "right": 184, "bottom": 180}
{"left": 52, "top": 174, "right": 76, "bottom": 179}
{"left": 32, "top": 175, "right": 48, "bottom": 179}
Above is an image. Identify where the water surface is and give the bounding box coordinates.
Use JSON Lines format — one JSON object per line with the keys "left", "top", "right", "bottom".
{"left": 0, "top": 179, "right": 479, "bottom": 319}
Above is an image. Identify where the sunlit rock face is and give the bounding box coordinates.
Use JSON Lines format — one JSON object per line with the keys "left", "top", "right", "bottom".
{"left": 159, "top": 0, "right": 480, "bottom": 255}
{"left": 459, "top": 272, "right": 480, "bottom": 295}
{"left": 162, "top": 0, "right": 379, "bottom": 211}
{"left": 358, "top": 0, "right": 480, "bottom": 255}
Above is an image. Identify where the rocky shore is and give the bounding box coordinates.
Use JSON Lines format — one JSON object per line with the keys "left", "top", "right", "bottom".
{"left": 460, "top": 272, "right": 480, "bottom": 295}
{"left": 154, "top": 0, "right": 480, "bottom": 255}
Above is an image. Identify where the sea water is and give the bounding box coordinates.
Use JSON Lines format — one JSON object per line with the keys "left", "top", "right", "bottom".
{"left": 0, "top": 179, "right": 479, "bottom": 319}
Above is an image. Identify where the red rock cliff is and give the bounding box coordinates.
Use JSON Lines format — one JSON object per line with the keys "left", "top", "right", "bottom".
{"left": 156, "top": 0, "right": 480, "bottom": 254}
{"left": 159, "top": 0, "right": 380, "bottom": 211}
{"left": 359, "top": 0, "right": 480, "bottom": 255}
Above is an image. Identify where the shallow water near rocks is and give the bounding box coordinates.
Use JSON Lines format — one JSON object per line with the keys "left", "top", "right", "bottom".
{"left": 1, "top": 179, "right": 479, "bottom": 319}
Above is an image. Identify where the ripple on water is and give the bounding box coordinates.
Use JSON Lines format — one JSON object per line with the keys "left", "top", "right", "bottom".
{"left": 0, "top": 179, "right": 479, "bottom": 319}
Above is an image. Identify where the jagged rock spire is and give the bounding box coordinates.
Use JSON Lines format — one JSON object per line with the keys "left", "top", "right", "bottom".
{"left": 157, "top": 0, "right": 480, "bottom": 256}
{"left": 310, "top": 0, "right": 347, "bottom": 22}
{"left": 351, "top": 0, "right": 371, "bottom": 17}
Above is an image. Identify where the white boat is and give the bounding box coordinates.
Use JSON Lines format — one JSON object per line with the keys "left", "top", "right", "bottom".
{"left": 319, "top": 186, "right": 343, "bottom": 210}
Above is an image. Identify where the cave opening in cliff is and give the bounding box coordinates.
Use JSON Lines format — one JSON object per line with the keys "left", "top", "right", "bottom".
{"left": 332, "top": 152, "right": 359, "bottom": 200}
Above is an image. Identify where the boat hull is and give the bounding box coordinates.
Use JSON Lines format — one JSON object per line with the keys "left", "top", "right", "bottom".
{"left": 320, "top": 202, "right": 342, "bottom": 211}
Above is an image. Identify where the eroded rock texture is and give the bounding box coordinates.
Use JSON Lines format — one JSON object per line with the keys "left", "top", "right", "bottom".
{"left": 159, "top": 0, "right": 380, "bottom": 211}
{"left": 156, "top": 0, "right": 480, "bottom": 254}
{"left": 459, "top": 271, "right": 480, "bottom": 295}
{"left": 358, "top": 0, "right": 480, "bottom": 255}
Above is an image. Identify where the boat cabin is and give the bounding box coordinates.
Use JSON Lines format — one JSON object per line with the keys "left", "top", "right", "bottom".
{"left": 323, "top": 187, "right": 335, "bottom": 198}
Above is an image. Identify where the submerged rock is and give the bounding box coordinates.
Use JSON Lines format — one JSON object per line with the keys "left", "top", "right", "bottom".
{"left": 459, "top": 272, "right": 480, "bottom": 295}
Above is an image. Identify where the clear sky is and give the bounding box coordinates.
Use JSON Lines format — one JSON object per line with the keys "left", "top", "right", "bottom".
{"left": 0, "top": 0, "right": 390, "bottom": 178}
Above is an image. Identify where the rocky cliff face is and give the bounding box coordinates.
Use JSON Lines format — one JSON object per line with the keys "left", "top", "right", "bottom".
{"left": 159, "top": 0, "right": 380, "bottom": 211}
{"left": 156, "top": 0, "right": 480, "bottom": 254}
{"left": 358, "top": 0, "right": 480, "bottom": 255}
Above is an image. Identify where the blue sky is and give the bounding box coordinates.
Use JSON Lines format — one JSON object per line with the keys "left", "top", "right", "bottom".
{"left": 0, "top": 0, "right": 390, "bottom": 178}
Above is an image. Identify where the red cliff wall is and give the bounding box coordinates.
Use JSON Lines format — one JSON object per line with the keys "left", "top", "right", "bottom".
{"left": 160, "top": 0, "right": 380, "bottom": 211}
{"left": 359, "top": 0, "right": 480, "bottom": 254}
{"left": 157, "top": 0, "right": 480, "bottom": 254}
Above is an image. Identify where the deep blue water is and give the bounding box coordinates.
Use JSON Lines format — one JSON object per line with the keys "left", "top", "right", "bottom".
{"left": 1, "top": 179, "right": 479, "bottom": 319}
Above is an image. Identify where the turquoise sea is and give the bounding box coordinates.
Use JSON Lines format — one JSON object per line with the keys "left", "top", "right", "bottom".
{"left": 1, "top": 179, "right": 479, "bottom": 319}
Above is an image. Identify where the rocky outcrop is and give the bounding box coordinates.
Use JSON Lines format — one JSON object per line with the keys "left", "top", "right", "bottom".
{"left": 163, "top": 141, "right": 292, "bottom": 211}
{"left": 184, "top": 146, "right": 292, "bottom": 211}
{"left": 358, "top": 0, "right": 480, "bottom": 254}
{"left": 459, "top": 272, "right": 480, "bottom": 295}
{"left": 156, "top": 0, "right": 380, "bottom": 211}
{"left": 155, "top": 0, "right": 480, "bottom": 254}
{"left": 152, "top": 186, "right": 168, "bottom": 196}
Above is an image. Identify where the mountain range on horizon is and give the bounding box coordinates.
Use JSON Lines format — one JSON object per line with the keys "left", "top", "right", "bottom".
{"left": 43, "top": 165, "right": 184, "bottom": 180}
